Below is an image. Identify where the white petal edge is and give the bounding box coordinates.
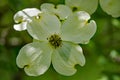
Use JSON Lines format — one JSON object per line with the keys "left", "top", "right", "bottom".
{"left": 41, "top": 3, "right": 72, "bottom": 20}
{"left": 13, "top": 22, "right": 27, "bottom": 31}
{"left": 52, "top": 42, "right": 85, "bottom": 76}
{"left": 61, "top": 11, "right": 97, "bottom": 44}
{"left": 65, "top": 0, "right": 98, "bottom": 14}
{"left": 13, "top": 8, "right": 41, "bottom": 31}
{"left": 41, "top": 3, "right": 55, "bottom": 14}
{"left": 16, "top": 42, "right": 52, "bottom": 76}
{"left": 55, "top": 5, "right": 72, "bottom": 20}
{"left": 100, "top": 0, "right": 120, "bottom": 17}
{"left": 14, "top": 8, "right": 41, "bottom": 23}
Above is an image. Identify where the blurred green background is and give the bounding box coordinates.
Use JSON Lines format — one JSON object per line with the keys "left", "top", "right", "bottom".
{"left": 0, "top": 0, "right": 120, "bottom": 80}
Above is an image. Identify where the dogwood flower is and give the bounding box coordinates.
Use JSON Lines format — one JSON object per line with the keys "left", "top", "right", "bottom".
{"left": 65, "top": 0, "right": 120, "bottom": 17}
{"left": 13, "top": 3, "right": 72, "bottom": 31}
{"left": 16, "top": 10, "right": 96, "bottom": 76}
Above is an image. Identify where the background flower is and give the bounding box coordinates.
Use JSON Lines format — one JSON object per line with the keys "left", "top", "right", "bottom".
{"left": 65, "top": 0, "right": 120, "bottom": 17}
{"left": 99, "top": 0, "right": 120, "bottom": 17}
{"left": 41, "top": 3, "right": 72, "bottom": 20}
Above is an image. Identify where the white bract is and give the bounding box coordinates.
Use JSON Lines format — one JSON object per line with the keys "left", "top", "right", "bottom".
{"left": 13, "top": 8, "right": 41, "bottom": 31}
{"left": 13, "top": 3, "right": 72, "bottom": 31}
{"left": 41, "top": 3, "right": 72, "bottom": 20}
{"left": 65, "top": 0, "right": 120, "bottom": 17}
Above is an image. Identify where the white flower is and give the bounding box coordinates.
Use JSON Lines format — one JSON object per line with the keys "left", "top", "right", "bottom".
{"left": 65, "top": 0, "right": 120, "bottom": 17}
{"left": 16, "top": 10, "right": 96, "bottom": 76}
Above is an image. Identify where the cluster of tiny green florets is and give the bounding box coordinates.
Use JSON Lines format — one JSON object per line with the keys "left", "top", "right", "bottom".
{"left": 48, "top": 34, "right": 62, "bottom": 48}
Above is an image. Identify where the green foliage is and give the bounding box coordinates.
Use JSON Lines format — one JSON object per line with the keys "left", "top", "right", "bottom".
{"left": 0, "top": 0, "right": 120, "bottom": 80}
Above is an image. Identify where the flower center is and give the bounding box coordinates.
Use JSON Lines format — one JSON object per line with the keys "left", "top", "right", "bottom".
{"left": 47, "top": 34, "right": 62, "bottom": 48}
